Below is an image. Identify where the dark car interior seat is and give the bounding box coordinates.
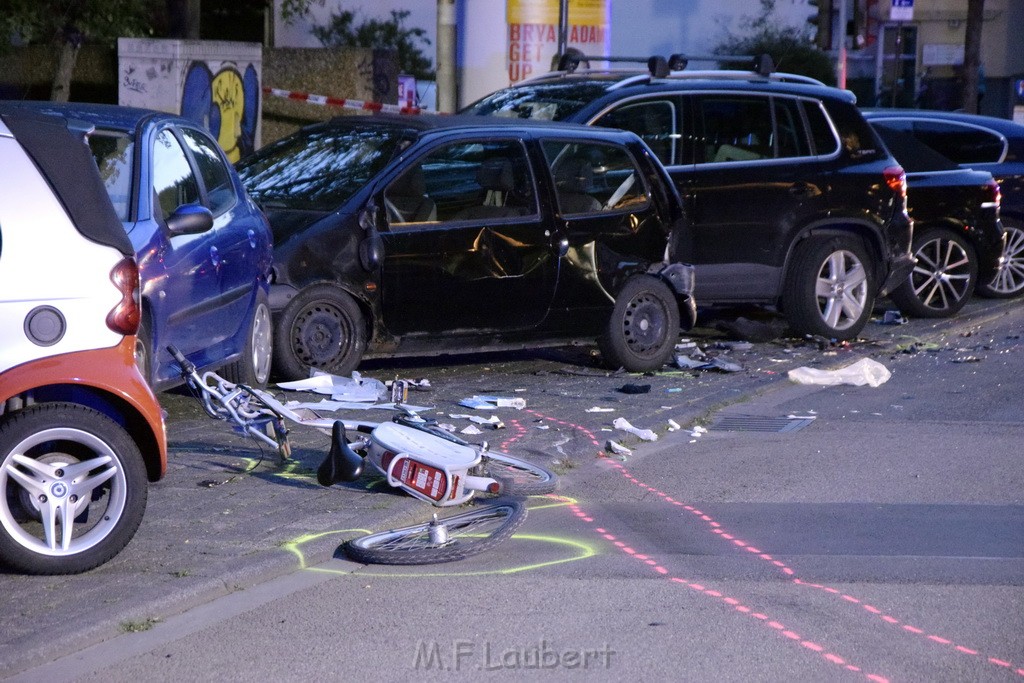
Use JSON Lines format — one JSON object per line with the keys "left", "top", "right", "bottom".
{"left": 454, "top": 157, "right": 530, "bottom": 220}
{"left": 385, "top": 167, "right": 437, "bottom": 223}
{"left": 553, "top": 159, "right": 602, "bottom": 214}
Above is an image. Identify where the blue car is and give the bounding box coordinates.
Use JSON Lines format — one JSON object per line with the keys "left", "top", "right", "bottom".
{"left": 0, "top": 102, "right": 274, "bottom": 389}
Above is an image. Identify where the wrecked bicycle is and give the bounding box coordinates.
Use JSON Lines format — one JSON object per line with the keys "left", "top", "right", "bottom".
{"left": 168, "top": 346, "right": 558, "bottom": 564}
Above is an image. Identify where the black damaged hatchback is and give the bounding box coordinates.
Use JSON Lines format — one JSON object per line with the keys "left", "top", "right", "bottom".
{"left": 237, "top": 114, "right": 696, "bottom": 379}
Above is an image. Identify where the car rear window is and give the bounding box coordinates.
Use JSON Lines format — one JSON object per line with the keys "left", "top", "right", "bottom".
{"left": 911, "top": 121, "right": 1006, "bottom": 165}
{"left": 87, "top": 130, "right": 134, "bottom": 222}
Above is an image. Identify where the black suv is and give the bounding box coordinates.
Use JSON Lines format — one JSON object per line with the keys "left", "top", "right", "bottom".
{"left": 237, "top": 114, "right": 696, "bottom": 378}
{"left": 463, "top": 55, "right": 915, "bottom": 340}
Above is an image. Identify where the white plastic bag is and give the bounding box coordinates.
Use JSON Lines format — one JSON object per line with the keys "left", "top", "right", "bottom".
{"left": 787, "top": 358, "right": 891, "bottom": 388}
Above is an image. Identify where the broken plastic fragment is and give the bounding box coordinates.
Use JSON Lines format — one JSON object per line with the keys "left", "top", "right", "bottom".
{"left": 459, "top": 395, "right": 526, "bottom": 410}
{"left": 667, "top": 419, "right": 681, "bottom": 432}
{"left": 606, "top": 440, "right": 632, "bottom": 456}
{"left": 787, "top": 358, "right": 891, "bottom": 387}
{"left": 612, "top": 417, "right": 658, "bottom": 441}
{"left": 586, "top": 406, "right": 615, "bottom": 413}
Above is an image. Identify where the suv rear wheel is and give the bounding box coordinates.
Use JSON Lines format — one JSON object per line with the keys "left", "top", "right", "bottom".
{"left": 889, "top": 228, "right": 977, "bottom": 318}
{"left": 976, "top": 218, "right": 1024, "bottom": 299}
{"left": 784, "top": 236, "right": 874, "bottom": 341}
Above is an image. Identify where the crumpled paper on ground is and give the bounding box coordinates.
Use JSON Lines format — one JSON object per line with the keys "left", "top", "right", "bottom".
{"left": 787, "top": 358, "right": 891, "bottom": 388}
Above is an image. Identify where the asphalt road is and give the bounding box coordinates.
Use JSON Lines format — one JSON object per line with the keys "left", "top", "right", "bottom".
{"left": 2, "top": 299, "right": 1023, "bottom": 681}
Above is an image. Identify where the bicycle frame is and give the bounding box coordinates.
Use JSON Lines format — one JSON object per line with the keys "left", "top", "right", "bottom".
{"left": 168, "top": 346, "right": 503, "bottom": 505}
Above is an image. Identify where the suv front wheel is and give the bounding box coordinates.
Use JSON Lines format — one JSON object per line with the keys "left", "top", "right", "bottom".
{"left": 784, "top": 236, "right": 874, "bottom": 341}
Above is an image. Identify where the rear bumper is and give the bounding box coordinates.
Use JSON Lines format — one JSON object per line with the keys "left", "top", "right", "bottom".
{"left": 878, "top": 252, "right": 916, "bottom": 297}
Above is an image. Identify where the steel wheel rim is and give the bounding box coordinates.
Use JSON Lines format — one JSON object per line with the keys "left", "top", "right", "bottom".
{"left": 987, "top": 224, "right": 1024, "bottom": 295}
{"left": 814, "top": 249, "right": 869, "bottom": 331}
{"left": 292, "top": 301, "right": 352, "bottom": 368}
{"left": 909, "top": 236, "right": 973, "bottom": 311}
{"left": 1, "top": 428, "right": 126, "bottom": 557}
{"left": 251, "top": 302, "right": 273, "bottom": 384}
{"left": 354, "top": 505, "right": 517, "bottom": 553}
{"left": 621, "top": 291, "right": 669, "bottom": 357}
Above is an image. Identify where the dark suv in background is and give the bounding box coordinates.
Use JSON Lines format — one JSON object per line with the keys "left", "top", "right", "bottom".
{"left": 463, "top": 55, "right": 914, "bottom": 341}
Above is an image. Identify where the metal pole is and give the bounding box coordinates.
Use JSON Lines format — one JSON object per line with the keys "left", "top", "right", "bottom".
{"left": 557, "top": 0, "right": 569, "bottom": 57}
{"left": 437, "top": 0, "right": 457, "bottom": 113}
{"left": 836, "top": 0, "right": 848, "bottom": 88}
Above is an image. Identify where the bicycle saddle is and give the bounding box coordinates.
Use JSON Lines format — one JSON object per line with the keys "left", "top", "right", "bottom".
{"left": 317, "top": 421, "right": 365, "bottom": 486}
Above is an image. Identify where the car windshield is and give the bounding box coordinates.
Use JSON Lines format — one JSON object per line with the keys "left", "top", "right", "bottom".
{"left": 86, "top": 129, "right": 134, "bottom": 222}
{"left": 462, "top": 82, "right": 608, "bottom": 121}
{"left": 237, "top": 125, "right": 405, "bottom": 211}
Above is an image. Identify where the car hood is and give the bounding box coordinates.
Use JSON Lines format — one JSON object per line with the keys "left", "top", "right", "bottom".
{"left": 263, "top": 207, "right": 333, "bottom": 244}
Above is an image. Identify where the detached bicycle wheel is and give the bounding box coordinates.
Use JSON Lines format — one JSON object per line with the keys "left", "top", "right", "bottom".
{"left": 480, "top": 452, "right": 558, "bottom": 496}
{"left": 343, "top": 500, "right": 527, "bottom": 565}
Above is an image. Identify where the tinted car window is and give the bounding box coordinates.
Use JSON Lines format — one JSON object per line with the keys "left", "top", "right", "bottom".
{"left": 87, "top": 130, "right": 134, "bottom": 221}
{"left": 238, "top": 126, "right": 404, "bottom": 211}
{"left": 802, "top": 100, "right": 840, "bottom": 156}
{"left": 543, "top": 140, "right": 648, "bottom": 214}
{"left": 152, "top": 129, "right": 200, "bottom": 220}
{"left": 911, "top": 121, "right": 1006, "bottom": 165}
{"left": 594, "top": 99, "right": 678, "bottom": 166}
{"left": 773, "top": 97, "right": 811, "bottom": 158}
{"left": 415, "top": 140, "right": 538, "bottom": 222}
{"left": 181, "top": 128, "right": 235, "bottom": 216}
{"left": 696, "top": 95, "right": 774, "bottom": 163}
{"left": 871, "top": 125, "right": 959, "bottom": 173}
{"left": 463, "top": 82, "right": 608, "bottom": 121}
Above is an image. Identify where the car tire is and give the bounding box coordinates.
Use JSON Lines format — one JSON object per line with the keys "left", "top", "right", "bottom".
{"left": 134, "top": 316, "right": 152, "bottom": 387}
{"left": 975, "top": 217, "right": 1024, "bottom": 299}
{"left": 784, "top": 236, "right": 874, "bottom": 341}
{"left": 889, "top": 228, "right": 977, "bottom": 318}
{"left": 221, "top": 289, "right": 273, "bottom": 387}
{"left": 274, "top": 285, "right": 367, "bottom": 381}
{"left": 0, "top": 403, "right": 149, "bottom": 575}
{"left": 598, "top": 275, "right": 679, "bottom": 372}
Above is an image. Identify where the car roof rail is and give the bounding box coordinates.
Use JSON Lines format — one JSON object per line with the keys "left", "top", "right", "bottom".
{"left": 551, "top": 50, "right": 778, "bottom": 79}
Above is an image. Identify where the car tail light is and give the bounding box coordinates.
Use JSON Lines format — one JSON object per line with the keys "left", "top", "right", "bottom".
{"left": 883, "top": 166, "right": 907, "bottom": 201}
{"left": 106, "top": 257, "right": 141, "bottom": 335}
{"left": 982, "top": 178, "right": 1001, "bottom": 209}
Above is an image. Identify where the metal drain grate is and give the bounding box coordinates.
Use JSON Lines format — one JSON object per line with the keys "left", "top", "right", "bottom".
{"left": 709, "top": 415, "right": 815, "bottom": 433}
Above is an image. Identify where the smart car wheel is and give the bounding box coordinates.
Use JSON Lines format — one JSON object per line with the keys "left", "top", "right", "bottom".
{"left": 598, "top": 276, "right": 679, "bottom": 372}
{"left": 889, "top": 228, "right": 977, "bottom": 318}
{"left": 274, "top": 285, "right": 367, "bottom": 381}
{"left": 784, "top": 236, "right": 874, "bottom": 341}
{"left": 0, "top": 403, "right": 149, "bottom": 575}
{"left": 222, "top": 289, "right": 273, "bottom": 387}
{"left": 976, "top": 218, "right": 1024, "bottom": 299}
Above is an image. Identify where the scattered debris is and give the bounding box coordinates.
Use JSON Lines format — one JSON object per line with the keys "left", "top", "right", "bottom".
{"left": 460, "top": 425, "right": 483, "bottom": 435}
{"left": 612, "top": 417, "right": 658, "bottom": 441}
{"left": 459, "top": 395, "right": 526, "bottom": 410}
{"left": 712, "top": 341, "right": 753, "bottom": 351}
{"left": 449, "top": 413, "right": 505, "bottom": 429}
{"left": 878, "top": 310, "right": 908, "bottom": 325}
{"left": 277, "top": 370, "right": 386, "bottom": 402}
{"left": 667, "top": 419, "right": 681, "bottom": 432}
{"left": 586, "top": 406, "right": 615, "bottom": 413}
{"left": 676, "top": 355, "right": 743, "bottom": 372}
{"left": 714, "top": 316, "right": 788, "bottom": 342}
{"left": 606, "top": 440, "right": 632, "bottom": 456}
{"left": 618, "top": 383, "right": 651, "bottom": 394}
{"left": 788, "top": 358, "right": 891, "bottom": 387}
{"left": 950, "top": 355, "right": 984, "bottom": 363}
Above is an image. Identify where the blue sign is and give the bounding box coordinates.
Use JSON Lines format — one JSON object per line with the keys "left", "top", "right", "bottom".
{"left": 891, "top": 0, "right": 914, "bottom": 21}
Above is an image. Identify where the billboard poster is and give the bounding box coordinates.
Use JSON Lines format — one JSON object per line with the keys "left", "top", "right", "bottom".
{"left": 506, "top": 0, "right": 610, "bottom": 84}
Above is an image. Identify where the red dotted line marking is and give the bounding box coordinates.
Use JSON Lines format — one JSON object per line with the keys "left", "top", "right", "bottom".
{"left": 520, "top": 409, "right": 1024, "bottom": 679}
{"left": 556, "top": 494, "right": 885, "bottom": 681}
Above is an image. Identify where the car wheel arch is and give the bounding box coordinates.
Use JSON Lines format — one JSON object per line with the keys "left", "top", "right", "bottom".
{"left": 784, "top": 222, "right": 883, "bottom": 297}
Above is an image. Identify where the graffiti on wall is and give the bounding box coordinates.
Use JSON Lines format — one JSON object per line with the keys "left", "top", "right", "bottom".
{"left": 181, "top": 61, "right": 260, "bottom": 162}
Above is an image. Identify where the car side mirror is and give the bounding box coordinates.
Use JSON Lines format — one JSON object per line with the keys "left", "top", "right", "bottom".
{"left": 166, "top": 204, "right": 213, "bottom": 235}
{"left": 359, "top": 234, "right": 384, "bottom": 271}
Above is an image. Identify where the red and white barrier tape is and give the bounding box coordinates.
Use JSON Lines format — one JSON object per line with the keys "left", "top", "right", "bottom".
{"left": 262, "top": 86, "right": 423, "bottom": 115}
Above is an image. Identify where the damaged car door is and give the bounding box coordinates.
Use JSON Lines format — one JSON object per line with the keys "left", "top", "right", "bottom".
{"left": 379, "top": 137, "right": 558, "bottom": 333}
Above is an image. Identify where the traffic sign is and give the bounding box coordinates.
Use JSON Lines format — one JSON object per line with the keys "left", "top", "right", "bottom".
{"left": 891, "top": 0, "right": 914, "bottom": 21}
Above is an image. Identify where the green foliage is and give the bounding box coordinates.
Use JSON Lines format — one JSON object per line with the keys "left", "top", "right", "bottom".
{"left": 1, "top": 0, "right": 152, "bottom": 47}
{"left": 311, "top": 9, "right": 433, "bottom": 80}
{"left": 714, "top": 0, "right": 836, "bottom": 86}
